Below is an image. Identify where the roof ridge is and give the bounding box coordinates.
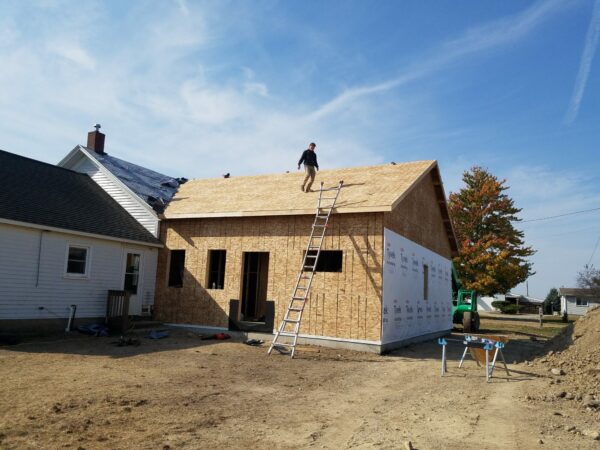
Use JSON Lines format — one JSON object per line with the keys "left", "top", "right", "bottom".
{"left": 0, "top": 148, "right": 89, "bottom": 177}
{"left": 183, "top": 160, "right": 437, "bottom": 183}
{"left": 81, "top": 145, "right": 177, "bottom": 179}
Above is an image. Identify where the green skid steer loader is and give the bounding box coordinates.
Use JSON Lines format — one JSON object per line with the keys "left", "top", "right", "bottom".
{"left": 451, "top": 265, "right": 480, "bottom": 333}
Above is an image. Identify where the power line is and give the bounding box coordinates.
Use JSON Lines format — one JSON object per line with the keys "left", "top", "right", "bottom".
{"left": 521, "top": 206, "right": 600, "bottom": 223}
{"left": 587, "top": 235, "right": 600, "bottom": 266}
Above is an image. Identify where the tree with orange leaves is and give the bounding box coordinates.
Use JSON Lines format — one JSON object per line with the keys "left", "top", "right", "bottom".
{"left": 448, "top": 167, "right": 535, "bottom": 296}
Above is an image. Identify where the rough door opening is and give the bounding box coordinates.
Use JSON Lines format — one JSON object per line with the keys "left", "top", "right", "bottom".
{"left": 241, "top": 252, "right": 269, "bottom": 322}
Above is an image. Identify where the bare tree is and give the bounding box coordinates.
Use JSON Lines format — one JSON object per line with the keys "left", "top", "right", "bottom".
{"left": 576, "top": 264, "right": 600, "bottom": 294}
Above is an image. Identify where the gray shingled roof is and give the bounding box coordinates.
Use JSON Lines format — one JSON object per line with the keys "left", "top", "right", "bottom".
{"left": 85, "top": 148, "right": 181, "bottom": 213}
{"left": 0, "top": 149, "right": 161, "bottom": 245}
{"left": 558, "top": 288, "right": 600, "bottom": 298}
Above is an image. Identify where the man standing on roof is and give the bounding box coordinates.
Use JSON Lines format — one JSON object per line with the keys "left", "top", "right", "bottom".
{"left": 298, "top": 142, "right": 319, "bottom": 192}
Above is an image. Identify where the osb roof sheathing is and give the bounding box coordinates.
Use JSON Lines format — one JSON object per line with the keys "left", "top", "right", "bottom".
{"left": 164, "top": 160, "right": 440, "bottom": 219}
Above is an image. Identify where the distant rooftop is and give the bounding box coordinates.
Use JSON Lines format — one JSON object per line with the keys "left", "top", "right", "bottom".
{"left": 559, "top": 288, "right": 600, "bottom": 298}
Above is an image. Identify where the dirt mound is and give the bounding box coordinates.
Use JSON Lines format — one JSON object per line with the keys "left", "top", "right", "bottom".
{"left": 539, "top": 306, "right": 600, "bottom": 401}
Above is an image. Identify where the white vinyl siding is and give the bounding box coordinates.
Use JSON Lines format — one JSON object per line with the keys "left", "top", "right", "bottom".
{"left": 70, "top": 157, "right": 160, "bottom": 237}
{"left": 561, "top": 295, "right": 599, "bottom": 316}
{"left": 0, "top": 222, "right": 158, "bottom": 320}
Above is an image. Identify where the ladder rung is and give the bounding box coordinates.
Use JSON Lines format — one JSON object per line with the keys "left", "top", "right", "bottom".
{"left": 320, "top": 197, "right": 337, "bottom": 200}
{"left": 283, "top": 318, "right": 300, "bottom": 323}
{"left": 289, "top": 307, "right": 303, "bottom": 312}
{"left": 305, "top": 255, "right": 317, "bottom": 259}
{"left": 313, "top": 224, "right": 326, "bottom": 228}
{"left": 316, "top": 215, "right": 328, "bottom": 219}
{"left": 292, "top": 296, "right": 306, "bottom": 301}
{"left": 277, "top": 332, "right": 297, "bottom": 337}
{"left": 272, "top": 342, "right": 294, "bottom": 347}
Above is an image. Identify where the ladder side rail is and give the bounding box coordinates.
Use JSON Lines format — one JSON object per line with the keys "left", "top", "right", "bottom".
{"left": 268, "top": 180, "right": 343, "bottom": 357}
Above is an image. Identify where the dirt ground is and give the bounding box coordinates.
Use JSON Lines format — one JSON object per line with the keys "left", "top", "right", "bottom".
{"left": 1, "top": 315, "right": 598, "bottom": 450}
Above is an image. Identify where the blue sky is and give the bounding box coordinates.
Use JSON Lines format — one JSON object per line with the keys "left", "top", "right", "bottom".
{"left": 1, "top": 0, "right": 599, "bottom": 298}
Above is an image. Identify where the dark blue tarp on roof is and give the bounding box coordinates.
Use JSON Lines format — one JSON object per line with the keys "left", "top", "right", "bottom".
{"left": 91, "top": 151, "right": 181, "bottom": 212}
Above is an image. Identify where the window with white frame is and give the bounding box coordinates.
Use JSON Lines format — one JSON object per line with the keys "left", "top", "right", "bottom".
{"left": 576, "top": 298, "right": 588, "bottom": 306}
{"left": 66, "top": 245, "right": 90, "bottom": 276}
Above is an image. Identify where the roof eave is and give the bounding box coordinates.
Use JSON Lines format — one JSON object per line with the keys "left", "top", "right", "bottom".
{"left": 164, "top": 205, "right": 392, "bottom": 220}
{"left": 0, "top": 218, "right": 163, "bottom": 248}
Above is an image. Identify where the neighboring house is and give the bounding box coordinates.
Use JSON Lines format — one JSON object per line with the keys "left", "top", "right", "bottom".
{"left": 58, "top": 126, "right": 184, "bottom": 238}
{"left": 155, "top": 160, "right": 458, "bottom": 353}
{"left": 478, "top": 293, "right": 544, "bottom": 313}
{"left": 0, "top": 150, "right": 162, "bottom": 333}
{"left": 478, "top": 295, "right": 498, "bottom": 312}
{"left": 559, "top": 288, "right": 600, "bottom": 316}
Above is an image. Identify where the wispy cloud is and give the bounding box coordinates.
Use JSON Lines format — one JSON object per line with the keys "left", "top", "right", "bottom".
{"left": 243, "top": 81, "right": 268, "bottom": 97}
{"left": 309, "top": 0, "right": 571, "bottom": 120}
{"left": 506, "top": 165, "right": 600, "bottom": 294}
{"left": 0, "top": 0, "right": 573, "bottom": 175}
{"left": 174, "top": 0, "right": 189, "bottom": 16}
{"left": 564, "top": 0, "right": 600, "bottom": 124}
{"left": 48, "top": 40, "right": 96, "bottom": 70}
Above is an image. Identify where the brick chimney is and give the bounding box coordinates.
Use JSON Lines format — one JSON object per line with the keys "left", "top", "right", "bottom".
{"left": 87, "top": 124, "right": 105, "bottom": 154}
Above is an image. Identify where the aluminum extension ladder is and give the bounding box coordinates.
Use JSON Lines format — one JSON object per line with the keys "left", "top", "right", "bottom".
{"left": 267, "top": 180, "right": 344, "bottom": 358}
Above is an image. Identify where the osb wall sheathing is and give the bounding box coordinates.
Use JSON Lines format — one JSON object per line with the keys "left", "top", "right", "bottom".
{"left": 384, "top": 172, "right": 453, "bottom": 259}
{"left": 154, "top": 213, "right": 384, "bottom": 342}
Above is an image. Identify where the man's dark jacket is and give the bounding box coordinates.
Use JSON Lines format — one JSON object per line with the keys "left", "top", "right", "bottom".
{"left": 298, "top": 149, "right": 319, "bottom": 169}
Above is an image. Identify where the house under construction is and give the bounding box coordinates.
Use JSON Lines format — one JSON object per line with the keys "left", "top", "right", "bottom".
{"left": 154, "top": 160, "right": 458, "bottom": 352}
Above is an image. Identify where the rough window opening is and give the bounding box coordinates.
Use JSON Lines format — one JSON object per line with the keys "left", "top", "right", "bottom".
{"left": 168, "top": 250, "right": 185, "bottom": 287}
{"left": 423, "top": 264, "right": 429, "bottom": 300}
{"left": 207, "top": 250, "right": 226, "bottom": 289}
{"left": 576, "top": 298, "right": 588, "bottom": 306}
{"left": 305, "top": 250, "right": 343, "bottom": 272}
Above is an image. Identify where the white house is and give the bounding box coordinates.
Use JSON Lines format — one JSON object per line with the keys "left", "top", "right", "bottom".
{"left": 478, "top": 293, "right": 544, "bottom": 313}
{"left": 0, "top": 150, "right": 162, "bottom": 333}
{"left": 559, "top": 288, "right": 600, "bottom": 316}
{"left": 58, "top": 126, "right": 184, "bottom": 238}
{"left": 478, "top": 295, "right": 499, "bottom": 312}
